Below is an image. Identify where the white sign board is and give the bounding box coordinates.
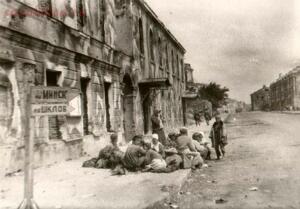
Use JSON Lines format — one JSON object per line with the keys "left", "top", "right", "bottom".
{"left": 31, "top": 104, "right": 68, "bottom": 116}
{"left": 31, "top": 87, "right": 69, "bottom": 104}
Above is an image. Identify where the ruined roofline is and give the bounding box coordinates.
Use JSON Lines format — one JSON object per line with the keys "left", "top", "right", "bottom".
{"left": 270, "top": 66, "right": 300, "bottom": 86}
{"left": 135, "top": 0, "right": 186, "bottom": 54}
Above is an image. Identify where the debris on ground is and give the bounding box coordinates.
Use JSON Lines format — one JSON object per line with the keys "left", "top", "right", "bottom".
{"left": 249, "top": 187, "right": 259, "bottom": 191}
{"left": 215, "top": 198, "right": 228, "bottom": 204}
{"left": 81, "top": 194, "right": 96, "bottom": 198}
{"left": 203, "top": 164, "right": 209, "bottom": 168}
{"left": 170, "top": 203, "right": 179, "bottom": 208}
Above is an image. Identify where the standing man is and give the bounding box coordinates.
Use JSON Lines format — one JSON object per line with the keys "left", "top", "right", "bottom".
{"left": 151, "top": 109, "right": 167, "bottom": 146}
{"left": 209, "top": 115, "right": 226, "bottom": 160}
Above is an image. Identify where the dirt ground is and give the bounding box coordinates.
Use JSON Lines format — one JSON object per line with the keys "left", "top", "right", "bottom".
{"left": 149, "top": 112, "right": 300, "bottom": 209}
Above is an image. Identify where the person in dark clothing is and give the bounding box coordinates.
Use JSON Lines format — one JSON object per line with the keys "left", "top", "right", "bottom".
{"left": 209, "top": 115, "right": 226, "bottom": 160}
{"left": 122, "top": 135, "right": 146, "bottom": 171}
{"left": 204, "top": 108, "right": 211, "bottom": 125}
{"left": 151, "top": 109, "right": 167, "bottom": 145}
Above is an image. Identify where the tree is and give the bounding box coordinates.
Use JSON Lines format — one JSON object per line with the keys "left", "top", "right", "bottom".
{"left": 198, "top": 82, "right": 229, "bottom": 110}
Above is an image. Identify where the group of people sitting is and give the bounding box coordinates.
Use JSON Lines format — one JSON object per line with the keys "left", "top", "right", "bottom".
{"left": 82, "top": 115, "right": 227, "bottom": 175}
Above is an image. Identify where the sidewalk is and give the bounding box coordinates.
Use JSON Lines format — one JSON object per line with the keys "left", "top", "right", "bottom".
{"left": 0, "top": 158, "right": 190, "bottom": 209}
{"left": 0, "top": 117, "right": 225, "bottom": 209}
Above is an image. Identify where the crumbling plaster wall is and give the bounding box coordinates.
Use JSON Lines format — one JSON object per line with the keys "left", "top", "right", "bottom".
{"left": 130, "top": 1, "right": 186, "bottom": 132}
{"left": 0, "top": 0, "right": 122, "bottom": 176}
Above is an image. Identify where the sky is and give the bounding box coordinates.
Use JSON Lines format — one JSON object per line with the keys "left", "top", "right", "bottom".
{"left": 145, "top": 0, "right": 300, "bottom": 103}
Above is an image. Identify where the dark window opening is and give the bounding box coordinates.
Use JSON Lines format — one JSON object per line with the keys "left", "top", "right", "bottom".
{"left": 104, "top": 82, "right": 112, "bottom": 132}
{"left": 158, "top": 38, "right": 162, "bottom": 66}
{"left": 165, "top": 45, "right": 169, "bottom": 71}
{"left": 171, "top": 51, "right": 175, "bottom": 75}
{"left": 77, "top": 0, "right": 85, "bottom": 30}
{"left": 149, "top": 29, "right": 155, "bottom": 61}
{"left": 139, "top": 18, "right": 144, "bottom": 54}
{"left": 46, "top": 70, "right": 61, "bottom": 140}
{"left": 81, "top": 78, "right": 90, "bottom": 135}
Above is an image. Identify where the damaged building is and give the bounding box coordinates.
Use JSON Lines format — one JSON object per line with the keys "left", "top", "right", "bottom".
{"left": 0, "top": 0, "right": 187, "bottom": 176}
{"left": 182, "top": 63, "right": 212, "bottom": 126}
{"left": 270, "top": 67, "right": 300, "bottom": 111}
{"left": 0, "top": 0, "right": 124, "bottom": 176}
{"left": 114, "top": 0, "right": 186, "bottom": 136}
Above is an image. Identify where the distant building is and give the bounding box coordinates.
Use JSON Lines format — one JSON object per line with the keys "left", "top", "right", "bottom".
{"left": 182, "top": 63, "right": 212, "bottom": 125}
{"left": 250, "top": 85, "right": 270, "bottom": 111}
{"left": 270, "top": 66, "right": 300, "bottom": 111}
{"left": 219, "top": 98, "right": 249, "bottom": 114}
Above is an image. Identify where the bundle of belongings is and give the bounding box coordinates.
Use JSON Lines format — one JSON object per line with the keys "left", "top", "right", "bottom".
{"left": 82, "top": 128, "right": 215, "bottom": 175}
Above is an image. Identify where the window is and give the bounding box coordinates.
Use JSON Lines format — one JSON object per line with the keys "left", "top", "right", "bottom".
{"left": 149, "top": 29, "right": 155, "bottom": 61}
{"left": 165, "top": 45, "right": 169, "bottom": 71}
{"left": 46, "top": 70, "right": 62, "bottom": 140}
{"left": 176, "top": 55, "right": 180, "bottom": 79}
{"left": 139, "top": 19, "right": 144, "bottom": 54}
{"left": 158, "top": 37, "right": 162, "bottom": 66}
{"left": 181, "top": 59, "right": 184, "bottom": 82}
{"left": 171, "top": 50, "right": 175, "bottom": 76}
{"left": 76, "top": 0, "right": 85, "bottom": 30}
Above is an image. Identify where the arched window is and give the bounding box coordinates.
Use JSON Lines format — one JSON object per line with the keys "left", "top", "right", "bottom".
{"left": 139, "top": 18, "right": 144, "bottom": 54}
{"left": 149, "top": 29, "right": 155, "bottom": 61}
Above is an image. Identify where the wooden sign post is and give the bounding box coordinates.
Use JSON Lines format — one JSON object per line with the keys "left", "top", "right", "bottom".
{"left": 18, "top": 86, "right": 70, "bottom": 209}
{"left": 18, "top": 87, "right": 39, "bottom": 209}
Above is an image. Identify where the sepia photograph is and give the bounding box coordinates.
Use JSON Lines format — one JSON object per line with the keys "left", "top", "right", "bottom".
{"left": 0, "top": 0, "right": 299, "bottom": 208}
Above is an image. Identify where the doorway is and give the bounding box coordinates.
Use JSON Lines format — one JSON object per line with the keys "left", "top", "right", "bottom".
{"left": 142, "top": 89, "right": 150, "bottom": 134}
{"left": 81, "top": 78, "right": 89, "bottom": 135}
{"left": 122, "top": 74, "right": 135, "bottom": 142}
{"left": 104, "top": 82, "right": 112, "bottom": 132}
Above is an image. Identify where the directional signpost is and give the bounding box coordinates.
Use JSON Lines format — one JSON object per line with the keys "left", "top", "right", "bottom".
{"left": 18, "top": 86, "right": 70, "bottom": 209}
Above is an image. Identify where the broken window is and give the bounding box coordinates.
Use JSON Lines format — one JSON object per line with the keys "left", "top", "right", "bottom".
{"left": 76, "top": 0, "right": 85, "bottom": 30}
{"left": 139, "top": 18, "right": 144, "bottom": 54}
{"left": 176, "top": 55, "right": 180, "bottom": 79}
{"left": 158, "top": 37, "right": 162, "bottom": 66}
{"left": 46, "top": 70, "right": 62, "bottom": 140}
{"left": 181, "top": 59, "right": 184, "bottom": 82}
{"left": 165, "top": 45, "right": 169, "bottom": 72}
{"left": 149, "top": 29, "right": 155, "bottom": 61}
{"left": 171, "top": 50, "right": 175, "bottom": 76}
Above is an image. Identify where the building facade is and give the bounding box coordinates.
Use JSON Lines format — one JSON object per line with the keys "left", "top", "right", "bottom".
{"left": 0, "top": 0, "right": 187, "bottom": 176}
{"left": 270, "top": 67, "right": 300, "bottom": 111}
{"left": 250, "top": 85, "right": 270, "bottom": 111}
{"left": 182, "top": 63, "right": 212, "bottom": 125}
{"left": 0, "top": 0, "right": 126, "bottom": 176}
{"left": 114, "top": 0, "right": 186, "bottom": 136}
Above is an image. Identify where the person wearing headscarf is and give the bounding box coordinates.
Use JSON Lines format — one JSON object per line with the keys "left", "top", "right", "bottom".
{"left": 151, "top": 134, "right": 165, "bottom": 158}
{"left": 151, "top": 109, "right": 167, "bottom": 145}
{"left": 209, "top": 115, "right": 226, "bottom": 160}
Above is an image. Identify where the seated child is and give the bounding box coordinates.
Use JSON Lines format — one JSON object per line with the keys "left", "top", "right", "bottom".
{"left": 151, "top": 134, "right": 165, "bottom": 158}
